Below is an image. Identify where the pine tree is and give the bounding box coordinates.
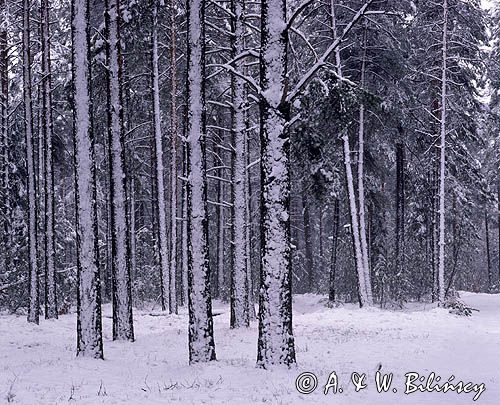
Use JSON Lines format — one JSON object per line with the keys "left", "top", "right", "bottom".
{"left": 257, "top": 0, "right": 296, "bottom": 368}
{"left": 229, "top": 0, "right": 249, "bottom": 328}
{"left": 105, "top": 0, "right": 134, "bottom": 340}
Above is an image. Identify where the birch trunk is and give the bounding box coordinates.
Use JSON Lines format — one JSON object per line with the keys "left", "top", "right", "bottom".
{"left": 230, "top": 0, "right": 249, "bottom": 328}
{"left": 106, "top": 0, "right": 134, "bottom": 340}
{"left": 357, "top": 96, "right": 372, "bottom": 301}
{"left": 23, "top": 0, "right": 39, "bottom": 324}
{"left": 41, "top": 0, "right": 57, "bottom": 319}
{"left": 72, "top": 0, "right": 103, "bottom": 358}
{"left": 257, "top": 0, "right": 296, "bottom": 368}
{"left": 343, "top": 133, "right": 368, "bottom": 307}
{"left": 186, "top": 0, "right": 216, "bottom": 363}
{"left": 357, "top": 24, "right": 373, "bottom": 306}
{"left": 151, "top": 0, "right": 170, "bottom": 312}
{"left": 437, "top": 0, "right": 448, "bottom": 305}
{"left": 168, "top": 0, "right": 178, "bottom": 315}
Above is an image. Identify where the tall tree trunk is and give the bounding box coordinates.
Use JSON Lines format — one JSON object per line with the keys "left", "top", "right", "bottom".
{"left": 257, "top": 0, "right": 296, "bottom": 368}
{"left": 329, "top": 198, "right": 340, "bottom": 302}
{"left": 229, "top": 0, "right": 249, "bottom": 328}
{"left": 23, "top": 0, "right": 39, "bottom": 324}
{"left": 437, "top": 0, "right": 448, "bottom": 305}
{"left": 186, "top": 0, "right": 216, "bottom": 363}
{"left": 41, "top": 0, "right": 57, "bottom": 319}
{"left": 151, "top": 0, "right": 170, "bottom": 312}
{"left": 106, "top": 0, "right": 134, "bottom": 340}
{"left": 168, "top": 0, "right": 179, "bottom": 315}
{"left": 72, "top": 0, "right": 103, "bottom": 358}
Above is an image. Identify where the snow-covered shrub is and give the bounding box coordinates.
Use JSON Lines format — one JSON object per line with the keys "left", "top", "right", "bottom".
{"left": 444, "top": 298, "right": 477, "bottom": 316}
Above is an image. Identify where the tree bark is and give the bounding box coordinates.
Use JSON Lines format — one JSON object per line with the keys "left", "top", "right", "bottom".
{"left": 72, "top": 0, "right": 103, "bottom": 358}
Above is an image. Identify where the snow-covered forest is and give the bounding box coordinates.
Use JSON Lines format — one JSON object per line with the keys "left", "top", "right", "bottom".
{"left": 0, "top": 0, "right": 499, "bottom": 403}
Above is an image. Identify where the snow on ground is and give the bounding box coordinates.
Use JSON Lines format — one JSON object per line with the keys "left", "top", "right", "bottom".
{"left": 1, "top": 292, "right": 499, "bottom": 404}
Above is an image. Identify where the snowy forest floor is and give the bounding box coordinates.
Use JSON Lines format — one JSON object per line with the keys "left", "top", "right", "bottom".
{"left": 1, "top": 292, "right": 499, "bottom": 404}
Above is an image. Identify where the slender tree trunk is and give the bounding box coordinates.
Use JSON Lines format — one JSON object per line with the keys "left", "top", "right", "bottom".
{"left": 302, "top": 187, "right": 314, "bottom": 292}
{"left": 150, "top": 4, "right": 168, "bottom": 310}
{"left": 41, "top": 0, "right": 57, "bottom": 319}
{"left": 186, "top": 0, "right": 216, "bottom": 363}
{"left": 181, "top": 140, "right": 189, "bottom": 306}
{"left": 343, "top": 133, "right": 367, "bottom": 307}
{"left": 0, "top": 0, "right": 9, "bottom": 279}
{"left": 485, "top": 209, "right": 492, "bottom": 291}
{"left": 216, "top": 172, "right": 225, "bottom": 299}
{"left": 106, "top": 0, "right": 134, "bottom": 340}
{"left": 129, "top": 176, "right": 137, "bottom": 280}
{"left": 329, "top": 198, "right": 340, "bottom": 302}
{"left": 72, "top": 0, "right": 103, "bottom": 358}
{"left": 168, "top": 0, "right": 179, "bottom": 315}
{"left": 257, "top": 0, "right": 296, "bottom": 368}
{"left": 23, "top": 0, "right": 39, "bottom": 324}
{"left": 229, "top": 0, "right": 249, "bottom": 328}
{"left": 245, "top": 125, "right": 255, "bottom": 319}
{"left": 437, "top": 0, "right": 448, "bottom": 305}
{"left": 395, "top": 142, "right": 405, "bottom": 279}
